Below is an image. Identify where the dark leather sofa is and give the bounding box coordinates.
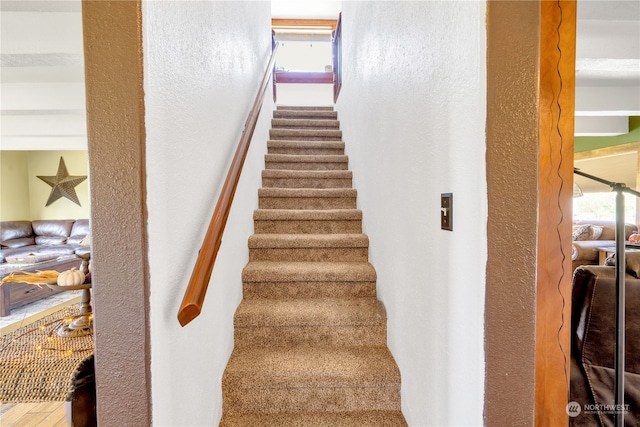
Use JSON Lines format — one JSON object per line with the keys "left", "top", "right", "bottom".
{"left": 0, "top": 219, "right": 90, "bottom": 263}
{"left": 570, "top": 260, "right": 640, "bottom": 426}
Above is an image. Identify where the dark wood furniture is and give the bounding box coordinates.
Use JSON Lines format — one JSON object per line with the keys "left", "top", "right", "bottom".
{"left": 0, "top": 256, "right": 82, "bottom": 316}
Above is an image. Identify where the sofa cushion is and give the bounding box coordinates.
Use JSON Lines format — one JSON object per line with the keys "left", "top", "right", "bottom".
{"left": 573, "top": 266, "right": 640, "bottom": 372}
{"left": 574, "top": 219, "right": 638, "bottom": 240}
{"left": 70, "top": 219, "right": 90, "bottom": 237}
{"left": 35, "top": 236, "right": 67, "bottom": 246}
{"left": 572, "top": 240, "right": 615, "bottom": 262}
{"left": 571, "top": 266, "right": 640, "bottom": 426}
{"left": 1, "top": 237, "right": 36, "bottom": 249}
{"left": 0, "top": 221, "right": 33, "bottom": 242}
{"left": 603, "top": 251, "right": 640, "bottom": 279}
{"left": 67, "top": 219, "right": 90, "bottom": 246}
{"left": 31, "top": 220, "right": 75, "bottom": 238}
{"left": 0, "top": 245, "right": 40, "bottom": 263}
{"left": 37, "top": 245, "right": 75, "bottom": 256}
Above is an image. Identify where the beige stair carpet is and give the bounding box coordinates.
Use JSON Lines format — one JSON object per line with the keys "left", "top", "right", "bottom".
{"left": 220, "top": 106, "right": 407, "bottom": 426}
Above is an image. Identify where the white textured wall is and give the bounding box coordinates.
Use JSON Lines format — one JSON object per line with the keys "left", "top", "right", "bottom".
{"left": 143, "top": 2, "right": 272, "bottom": 425}
{"left": 336, "top": 2, "right": 486, "bottom": 425}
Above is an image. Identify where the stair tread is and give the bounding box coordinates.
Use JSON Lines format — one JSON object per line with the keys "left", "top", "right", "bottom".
{"left": 270, "top": 129, "right": 343, "bottom": 140}
{"left": 258, "top": 188, "right": 357, "bottom": 197}
{"left": 235, "top": 298, "right": 384, "bottom": 327}
{"left": 220, "top": 410, "right": 408, "bottom": 426}
{"left": 272, "top": 118, "right": 340, "bottom": 128}
{"left": 271, "top": 128, "right": 342, "bottom": 134}
{"left": 262, "top": 169, "right": 352, "bottom": 178}
{"left": 265, "top": 154, "right": 348, "bottom": 163}
{"left": 276, "top": 105, "right": 335, "bottom": 111}
{"left": 242, "top": 261, "right": 377, "bottom": 282}
{"left": 248, "top": 233, "right": 369, "bottom": 248}
{"left": 268, "top": 140, "right": 345, "bottom": 147}
{"left": 223, "top": 346, "right": 401, "bottom": 388}
{"left": 273, "top": 109, "right": 338, "bottom": 119}
{"left": 254, "top": 209, "right": 362, "bottom": 221}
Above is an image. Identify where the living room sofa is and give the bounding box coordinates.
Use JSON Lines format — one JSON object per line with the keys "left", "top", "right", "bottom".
{"left": 570, "top": 260, "right": 640, "bottom": 426}
{"left": 0, "top": 219, "right": 90, "bottom": 263}
{"left": 572, "top": 219, "right": 638, "bottom": 271}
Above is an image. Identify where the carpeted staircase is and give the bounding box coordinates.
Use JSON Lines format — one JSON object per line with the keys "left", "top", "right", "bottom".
{"left": 219, "top": 106, "right": 407, "bottom": 426}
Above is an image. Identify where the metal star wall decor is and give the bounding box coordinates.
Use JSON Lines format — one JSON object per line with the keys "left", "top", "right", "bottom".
{"left": 37, "top": 156, "right": 87, "bottom": 206}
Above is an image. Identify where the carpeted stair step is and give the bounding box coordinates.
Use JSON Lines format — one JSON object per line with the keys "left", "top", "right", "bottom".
{"left": 262, "top": 169, "right": 352, "bottom": 189}
{"left": 233, "top": 298, "right": 387, "bottom": 347}
{"left": 258, "top": 188, "right": 357, "bottom": 210}
{"left": 265, "top": 154, "right": 349, "bottom": 170}
{"left": 267, "top": 140, "right": 345, "bottom": 156}
{"left": 248, "top": 233, "right": 369, "bottom": 262}
{"left": 254, "top": 209, "right": 362, "bottom": 234}
{"left": 219, "top": 410, "right": 408, "bottom": 427}
{"left": 273, "top": 109, "right": 338, "bottom": 120}
{"left": 220, "top": 106, "right": 407, "bottom": 425}
{"left": 242, "top": 261, "right": 377, "bottom": 299}
{"left": 272, "top": 118, "right": 340, "bottom": 129}
{"left": 270, "top": 128, "right": 342, "bottom": 141}
{"left": 276, "top": 105, "right": 335, "bottom": 111}
{"left": 221, "top": 346, "right": 402, "bottom": 414}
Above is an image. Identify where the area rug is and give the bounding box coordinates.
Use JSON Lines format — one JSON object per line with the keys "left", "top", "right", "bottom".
{"left": 0, "top": 305, "right": 93, "bottom": 402}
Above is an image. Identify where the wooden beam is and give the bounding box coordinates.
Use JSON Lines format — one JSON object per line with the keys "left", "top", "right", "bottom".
{"left": 272, "top": 19, "right": 336, "bottom": 30}
{"left": 535, "top": 1, "right": 576, "bottom": 425}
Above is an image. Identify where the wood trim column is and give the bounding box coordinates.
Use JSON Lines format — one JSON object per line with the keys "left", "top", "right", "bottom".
{"left": 82, "top": 1, "right": 151, "bottom": 425}
{"left": 536, "top": 1, "right": 576, "bottom": 425}
{"left": 485, "top": 2, "right": 540, "bottom": 424}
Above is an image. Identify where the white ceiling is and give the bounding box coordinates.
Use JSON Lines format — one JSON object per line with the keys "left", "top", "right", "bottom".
{"left": 575, "top": 0, "right": 640, "bottom": 136}
{"left": 272, "top": 0, "right": 341, "bottom": 19}
{"left": 575, "top": 151, "right": 638, "bottom": 193}
{"left": 1, "top": 0, "right": 638, "bottom": 151}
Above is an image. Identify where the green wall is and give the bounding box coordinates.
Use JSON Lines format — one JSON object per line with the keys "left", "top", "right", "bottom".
{"left": 1, "top": 151, "right": 31, "bottom": 220}
{"left": 575, "top": 116, "right": 640, "bottom": 152}
{"left": 1, "top": 151, "right": 89, "bottom": 221}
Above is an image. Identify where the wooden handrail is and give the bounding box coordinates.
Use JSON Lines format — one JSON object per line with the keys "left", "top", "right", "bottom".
{"left": 178, "top": 43, "right": 279, "bottom": 327}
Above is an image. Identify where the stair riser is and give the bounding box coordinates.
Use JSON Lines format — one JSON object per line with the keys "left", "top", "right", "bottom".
{"left": 265, "top": 161, "right": 348, "bottom": 171}
{"left": 273, "top": 110, "right": 338, "bottom": 119}
{"left": 259, "top": 197, "right": 357, "bottom": 210}
{"left": 272, "top": 119, "right": 340, "bottom": 129}
{"left": 220, "top": 411, "right": 408, "bottom": 427}
{"left": 254, "top": 219, "right": 362, "bottom": 234}
{"left": 270, "top": 129, "right": 342, "bottom": 141}
{"left": 268, "top": 146, "right": 344, "bottom": 156}
{"left": 249, "top": 247, "right": 369, "bottom": 262}
{"left": 268, "top": 146, "right": 345, "bottom": 156}
{"left": 277, "top": 106, "right": 335, "bottom": 111}
{"left": 234, "top": 325, "right": 387, "bottom": 347}
{"left": 223, "top": 385, "right": 402, "bottom": 414}
{"left": 262, "top": 177, "right": 352, "bottom": 189}
{"left": 242, "top": 282, "right": 377, "bottom": 299}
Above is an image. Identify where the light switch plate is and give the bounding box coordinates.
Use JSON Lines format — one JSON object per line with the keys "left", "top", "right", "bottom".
{"left": 441, "top": 193, "right": 452, "bottom": 231}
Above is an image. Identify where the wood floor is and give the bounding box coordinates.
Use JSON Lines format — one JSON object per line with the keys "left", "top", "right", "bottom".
{"left": 0, "top": 402, "right": 67, "bottom": 427}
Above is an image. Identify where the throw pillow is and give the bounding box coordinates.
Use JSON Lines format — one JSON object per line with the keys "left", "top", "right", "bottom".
{"left": 573, "top": 224, "right": 593, "bottom": 241}
{"left": 79, "top": 235, "right": 91, "bottom": 247}
{"left": 591, "top": 225, "right": 604, "bottom": 240}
